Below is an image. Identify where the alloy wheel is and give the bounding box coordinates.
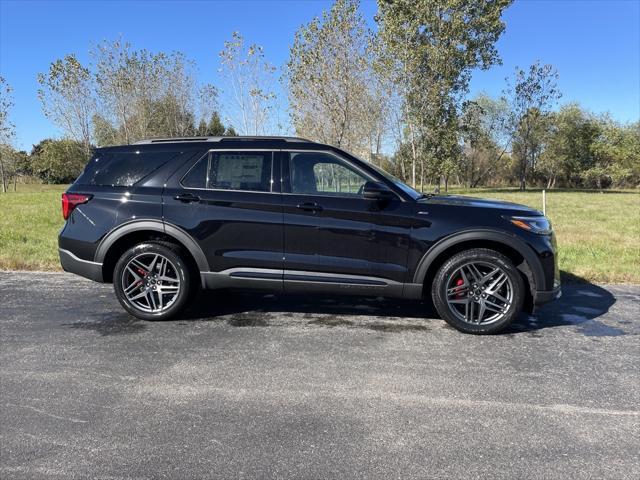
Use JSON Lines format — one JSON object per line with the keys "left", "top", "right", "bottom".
{"left": 121, "top": 253, "right": 181, "bottom": 313}
{"left": 445, "top": 261, "right": 514, "bottom": 325}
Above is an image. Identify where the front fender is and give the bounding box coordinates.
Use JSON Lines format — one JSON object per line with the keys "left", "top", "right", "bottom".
{"left": 412, "top": 228, "right": 545, "bottom": 294}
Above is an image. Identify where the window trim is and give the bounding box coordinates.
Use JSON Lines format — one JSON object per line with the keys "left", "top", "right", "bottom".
{"left": 282, "top": 149, "right": 403, "bottom": 201}
{"left": 178, "top": 148, "right": 405, "bottom": 202}
{"left": 179, "top": 149, "right": 276, "bottom": 194}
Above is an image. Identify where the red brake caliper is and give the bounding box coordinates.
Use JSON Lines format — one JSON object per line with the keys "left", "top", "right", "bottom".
{"left": 455, "top": 278, "right": 465, "bottom": 298}
{"left": 136, "top": 267, "right": 147, "bottom": 287}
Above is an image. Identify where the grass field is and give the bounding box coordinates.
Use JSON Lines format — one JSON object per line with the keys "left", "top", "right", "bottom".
{"left": 0, "top": 184, "right": 638, "bottom": 283}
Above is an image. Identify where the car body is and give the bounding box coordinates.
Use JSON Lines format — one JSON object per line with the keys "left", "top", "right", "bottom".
{"left": 59, "top": 136, "right": 561, "bottom": 333}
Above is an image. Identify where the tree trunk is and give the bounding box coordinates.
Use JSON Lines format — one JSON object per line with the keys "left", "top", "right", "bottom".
{"left": 0, "top": 155, "right": 6, "bottom": 193}
{"left": 519, "top": 146, "right": 528, "bottom": 191}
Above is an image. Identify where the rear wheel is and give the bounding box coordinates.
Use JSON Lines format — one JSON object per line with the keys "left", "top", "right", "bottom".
{"left": 432, "top": 248, "right": 525, "bottom": 334}
{"left": 113, "top": 242, "right": 192, "bottom": 321}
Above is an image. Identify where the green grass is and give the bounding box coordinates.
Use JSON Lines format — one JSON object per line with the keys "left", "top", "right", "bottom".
{"left": 0, "top": 185, "right": 638, "bottom": 283}
{"left": 0, "top": 184, "right": 66, "bottom": 271}
{"left": 449, "top": 187, "right": 640, "bottom": 283}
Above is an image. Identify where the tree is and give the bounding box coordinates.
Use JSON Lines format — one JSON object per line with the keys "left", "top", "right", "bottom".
{"left": 206, "top": 111, "right": 226, "bottom": 136}
{"left": 458, "top": 94, "right": 513, "bottom": 187}
{"left": 91, "top": 39, "right": 209, "bottom": 144}
{"left": 504, "top": 61, "right": 561, "bottom": 190}
{"left": 0, "top": 76, "right": 16, "bottom": 193}
{"left": 37, "top": 54, "right": 95, "bottom": 157}
{"left": 219, "top": 32, "right": 277, "bottom": 135}
{"left": 377, "top": 0, "right": 513, "bottom": 190}
{"left": 286, "top": 0, "right": 379, "bottom": 157}
{"left": 224, "top": 126, "right": 238, "bottom": 136}
{"left": 31, "top": 139, "right": 87, "bottom": 184}
{"left": 538, "top": 103, "right": 600, "bottom": 188}
{"left": 587, "top": 117, "right": 640, "bottom": 188}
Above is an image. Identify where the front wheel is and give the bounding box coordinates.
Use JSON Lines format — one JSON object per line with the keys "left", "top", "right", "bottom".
{"left": 113, "top": 242, "right": 192, "bottom": 321}
{"left": 432, "top": 248, "right": 525, "bottom": 334}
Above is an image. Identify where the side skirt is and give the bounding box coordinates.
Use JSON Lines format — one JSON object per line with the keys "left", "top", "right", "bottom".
{"left": 200, "top": 268, "right": 412, "bottom": 298}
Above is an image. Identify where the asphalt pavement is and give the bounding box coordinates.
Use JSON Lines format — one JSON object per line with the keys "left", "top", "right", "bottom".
{"left": 1, "top": 271, "right": 638, "bottom": 479}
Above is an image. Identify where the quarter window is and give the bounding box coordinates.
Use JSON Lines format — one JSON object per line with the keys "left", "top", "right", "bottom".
{"left": 76, "top": 150, "right": 180, "bottom": 187}
{"left": 289, "top": 152, "right": 369, "bottom": 197}
{"left": 182, "top": 151, "right": 273, "bottom": 192}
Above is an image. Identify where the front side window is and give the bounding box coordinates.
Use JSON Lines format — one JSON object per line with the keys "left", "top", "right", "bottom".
{"left": 289, "top": 152, "right": 370, "bottom": 197}
{"left": 182, "top": 151, "right": 273, "bottom": 192}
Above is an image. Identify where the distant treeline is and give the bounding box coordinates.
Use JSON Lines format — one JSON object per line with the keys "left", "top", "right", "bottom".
{"left": 0, "top": 0, "right": 638, "bottom": 192}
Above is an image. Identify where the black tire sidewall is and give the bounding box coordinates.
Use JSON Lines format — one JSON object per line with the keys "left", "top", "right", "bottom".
{"left": 432, "top": 249, "right": 525, "bottom": 334}
{"left": 113, "top": 242, "right": 191, "bottom": 321}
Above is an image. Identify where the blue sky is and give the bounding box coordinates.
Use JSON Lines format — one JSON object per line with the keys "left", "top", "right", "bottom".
{"left": 1, "top": 0, "right": 638, "bottom": 150}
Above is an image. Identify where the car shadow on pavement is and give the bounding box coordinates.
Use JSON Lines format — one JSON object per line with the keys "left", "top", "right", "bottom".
{"left": 508, "top": 273, "right": 621, "bottom": 336}
{"left": 184, "top": 290, "right": 436, "bottom": 331}
{"left": 63, "top": 311, "right": 148, "bottom": 336}
{"left": 186, "top": 290, "right": 434, "bottom": 318}
{"left": 183, "top": 272, "right": 623, "bottom": 336}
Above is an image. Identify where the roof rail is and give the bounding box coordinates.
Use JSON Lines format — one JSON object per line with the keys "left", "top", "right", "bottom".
{"left": 133, "top": 136, "right": 312, "bottom": 145}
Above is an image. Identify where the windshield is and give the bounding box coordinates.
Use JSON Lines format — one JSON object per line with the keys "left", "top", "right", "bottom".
{"left": 367, "top": 162, "right": 423, "bottom": 200}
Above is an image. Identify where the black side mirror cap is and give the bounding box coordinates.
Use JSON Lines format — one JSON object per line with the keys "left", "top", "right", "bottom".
{"left": 362, "top": 181, "right": 395, "bottom": 202}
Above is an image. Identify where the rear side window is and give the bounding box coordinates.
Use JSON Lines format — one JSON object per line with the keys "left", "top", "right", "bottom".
{"left": 75, "top": 150, "right": 179, "bottom": 187}
{"left": 182, "top": 151, "right": 273, "bottom": 192}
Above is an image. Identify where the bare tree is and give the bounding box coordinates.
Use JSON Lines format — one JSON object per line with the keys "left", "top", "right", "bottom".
{"left": 92, "top": 39, "right": 210, "bottom": 144}
{"left": 286, "top": 0, "right": 377, "bottom": 157}
{"left": 37, "top": 55, "right": 95, "bottom": 157}
{"left": 219, "top": 32, "right": 277, "bottom": 135}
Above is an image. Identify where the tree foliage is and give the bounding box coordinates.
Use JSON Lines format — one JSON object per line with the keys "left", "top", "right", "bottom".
{"left": 504, "top": 61, "right": 561, "bottom": 190}
{"left": 377, "top": 0, "right": 513, "bottom": 189}
{"left": 30, "top": 139, "right": 87, "bottom": 184}
{"left": 286, "top": 0, "right": 381, "bottom": 158}
{"left": 8, "top": 3, "right": 639, "bottom": 190}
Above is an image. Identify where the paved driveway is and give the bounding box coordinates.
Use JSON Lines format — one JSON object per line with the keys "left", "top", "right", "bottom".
{"left": 1, "top": 272, "right": 638, "bottom": 479}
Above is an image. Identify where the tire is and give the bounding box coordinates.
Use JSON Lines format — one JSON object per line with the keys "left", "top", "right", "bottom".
{"left": 113, "top": 242, "right": 193, "bottom": 321}
{"left": 431, "top": 248, "right": 525, "bottom": 334}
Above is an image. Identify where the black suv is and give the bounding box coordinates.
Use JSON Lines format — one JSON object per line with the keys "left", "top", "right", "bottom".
{"left": 59, "top": 136, "right": 560, "bottom": 333}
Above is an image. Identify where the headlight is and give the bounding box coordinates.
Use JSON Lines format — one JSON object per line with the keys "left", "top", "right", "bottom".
{"left": 504, "top": 215, "right": 552, "bottom": 235}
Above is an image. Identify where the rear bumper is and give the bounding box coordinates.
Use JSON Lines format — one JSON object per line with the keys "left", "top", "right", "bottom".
{"left": 534, "top": 283, "right": 561, "bottom": 306}
{"left": 59, "top": 248, "right": 104, "bottom": 282}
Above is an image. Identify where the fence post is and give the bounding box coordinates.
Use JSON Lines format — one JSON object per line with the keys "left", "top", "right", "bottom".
{"left": 542, "top": 189, "right": 546, "bottom": 216}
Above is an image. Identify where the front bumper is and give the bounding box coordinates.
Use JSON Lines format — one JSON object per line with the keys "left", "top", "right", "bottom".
{"left": 534, "top": 282, "right": 562, "bottom": 306}
{"left": 59, "top": 248, "right": 104, "bottom": 282}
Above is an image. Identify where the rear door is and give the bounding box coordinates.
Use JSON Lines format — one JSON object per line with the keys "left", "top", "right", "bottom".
{"left": 163, "top": 149, "right": 283, "bottom": 288}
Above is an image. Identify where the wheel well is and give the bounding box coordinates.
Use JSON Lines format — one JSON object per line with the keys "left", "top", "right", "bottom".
{"left": 420, "top": 240, "right": 535, "bottom": 312}
{"left": 101, "top": 231, "right": 199, "bottom": 283}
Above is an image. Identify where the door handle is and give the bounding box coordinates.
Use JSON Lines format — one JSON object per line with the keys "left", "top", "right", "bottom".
{"left": 296, "top": 202, "right": 323, "bottom": 213}
{"left": 174, "top": 193, "right": 201, "bottom": 203}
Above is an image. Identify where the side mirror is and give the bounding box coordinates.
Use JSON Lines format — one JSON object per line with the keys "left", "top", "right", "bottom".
{"left": 362, "top": 181, "right": 395, "bottom": 202}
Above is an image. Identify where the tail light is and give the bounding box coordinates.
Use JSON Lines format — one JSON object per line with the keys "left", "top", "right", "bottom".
{"left": 62, "top": 193, "right": 92, "bottom": 220}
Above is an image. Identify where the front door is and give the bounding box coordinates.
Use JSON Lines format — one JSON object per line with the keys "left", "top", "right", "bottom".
{"left": 163, "top": 149, "right": 283, "bottom": 289}
{"left": 281, "top": 150, "right": 410, "bottom": 295}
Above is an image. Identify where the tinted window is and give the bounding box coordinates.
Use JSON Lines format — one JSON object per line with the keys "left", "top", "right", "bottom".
{"left": 182, "top": 151, "right": 273, "bottom": 192}
{"left": 290, "top": 152, "right": 369, "bottom": 197}
{"left": 75, "top": 150, "right": 179, "bottom": 187}
{"left": 181, "top": 153, "right": 208, "bottom": 189}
